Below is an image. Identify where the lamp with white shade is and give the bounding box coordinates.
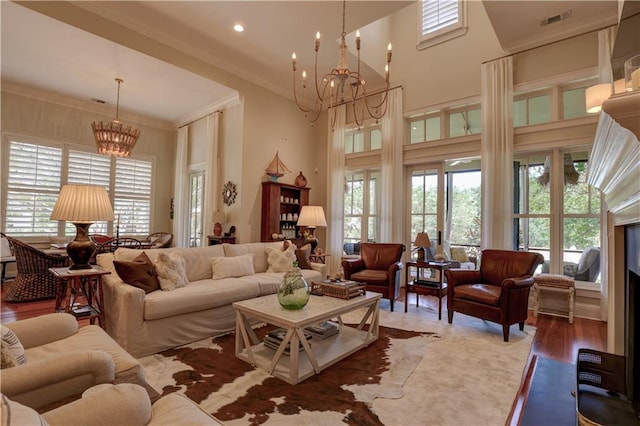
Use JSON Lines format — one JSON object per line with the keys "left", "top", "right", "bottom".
{"left": 296, "top": 206, "right": 327, "bottom": 253}
{"left": 585, "top": 83, "right": 613, "bottom": 113}
{"left": 50, "top": 185, "right": 115, "bottom": 270}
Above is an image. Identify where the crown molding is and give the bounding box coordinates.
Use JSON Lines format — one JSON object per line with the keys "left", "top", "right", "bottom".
{"left": 2, "top": 80, "right": 176, "bottom": 131}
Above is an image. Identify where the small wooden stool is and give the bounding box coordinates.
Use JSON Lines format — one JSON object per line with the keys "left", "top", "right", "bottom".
{"left": 533, "top": 273, "right": 575, "bottom": 323}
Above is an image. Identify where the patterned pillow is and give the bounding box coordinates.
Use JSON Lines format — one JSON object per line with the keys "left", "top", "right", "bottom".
{"left": 1, "top": 326, "right": 27, "bottom": 369}
{"left": 113, "top": 252, "right": 160, "bottom": 294}
{"left": 450, "top": 247, "right": 470, "bottom": 263}
{"left": 266, "top": 245, "right": 296, "bottom": 273}
{"left": 154, "top": 252, "right": 189, "bottom": 291}
{"left": 211, "top": 253, "right": 255, "bottom": 279}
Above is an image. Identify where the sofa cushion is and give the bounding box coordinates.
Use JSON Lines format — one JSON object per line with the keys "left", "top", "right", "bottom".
{"left": 114, "top": 245, "right": 226, "bottom": 282}
{"left": 1, "top": 394, "right": 49, "bottom": 426}
{"left": 295, "top": 244, "right": 312, "bottom": 269}
{"left": 143, "top": 278, "right": 261, "bottom": 320}
{"left": 211, "top": 253, "right": 255, "bottom": 279}
{"left": 223, "top": 242, "right": 284, "bottom": 273}
{"left": 266, "top": 245, "right": 296, "bottom": 273}
{"left": 113, "top": 252, "right": 160, "bottom": 294}
{"left": 1, "top": 327, "right": 27, "bottom": 369}
{"left": 450, "top": 247, "right": 470, "bottom": 263}
{"left": 155, "top": 252, "right": 189, "bottom": 291}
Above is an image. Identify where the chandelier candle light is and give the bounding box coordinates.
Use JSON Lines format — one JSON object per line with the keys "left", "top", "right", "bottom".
{"left": 92, "top": 78, "right": 140, "bottom": 157}
{"left": 291, "top": 0, "right": 392, "bottom": 128}
{"left": 50, "top": 185, "right": 115, "bottom": 270}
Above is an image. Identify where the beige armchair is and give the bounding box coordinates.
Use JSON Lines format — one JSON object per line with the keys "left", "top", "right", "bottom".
{"left": 2, "top": 383, "right": 224, "bottom": 425}
{"left": 1, "top": 313, "right": 142, "bottom": 410}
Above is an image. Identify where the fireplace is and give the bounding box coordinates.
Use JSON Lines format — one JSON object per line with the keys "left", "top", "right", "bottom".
{"left": 626, "top": 224, "right": 640, "bottom": 415}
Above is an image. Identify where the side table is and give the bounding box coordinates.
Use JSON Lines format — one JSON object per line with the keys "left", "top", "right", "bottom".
{"left": 404, "top": 261, "right": 451, "bottom": 320}
{"left": 49, "top": 266, "right": 110, "bottom": 328}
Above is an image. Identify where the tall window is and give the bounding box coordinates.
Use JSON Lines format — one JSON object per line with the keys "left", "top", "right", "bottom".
{"left": 344, "top": 170, "right": 380, "bottom": 247}
{"left": 188, "top": 172, "right": 204, "bottom": 247}
{"left": 410, "top": 170, "right": 439, "bottom": 242}
{"left": 3, "top": 140, "right": 153, "bottom": 236}
{"left": 447, "top": 169, "right": 481, "bottom": 251}
{"left": 514, "top": 151, "right": 601, "bottom": 283}
{"left": 418, "top": 0, "right": 466, "bottom": 50}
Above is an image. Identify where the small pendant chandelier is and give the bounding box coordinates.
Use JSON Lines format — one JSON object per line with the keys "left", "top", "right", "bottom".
{"left": 91, "top": 78, "right": 140, "bottom": 157}
{"left": 291, "top": 0, "right": 392, "bottom": 129}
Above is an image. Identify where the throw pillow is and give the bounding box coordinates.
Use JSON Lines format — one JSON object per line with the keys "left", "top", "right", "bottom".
{"left": 211, "top": 253, "right": 255, "bottom": 279}
{"left": 266, "top": 245, "right": 296, "bottom": 273}
{"left": 113, "top": 252, "right": 160, "bottom": 294}
{"left": 295, "top": 244, "right": 312, "bottom": 269}
{"left": 450, "top": 247, "right": 470, "bottom": 263}
{"left": 1, "top": 326, "right": 27, "bottom": 369}
{"left": 154, "top": 252, "right": 189, "bottom": 291}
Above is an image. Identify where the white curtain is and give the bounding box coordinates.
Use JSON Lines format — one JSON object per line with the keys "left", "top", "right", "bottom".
{"left": 380, "top": 88, "right": 404, "bottom": 243}
{"left": 173, "top": 126, "right": 189, "bottom": 247}
{"left": 202, "top": 112, "right": 221, "bottom": 246}
{"left": 327, "top": 105, "right": 346, "bottom": 277}
{"left": 598, "top": 27, "right": 616, "bottom": 84}
{"left": 480, "top": 57, "right": 513, "bottom": 250}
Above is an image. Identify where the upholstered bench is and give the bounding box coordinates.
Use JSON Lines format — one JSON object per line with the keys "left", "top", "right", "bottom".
{"left": 533, "top": 273, "right": 575, "bottom": 323}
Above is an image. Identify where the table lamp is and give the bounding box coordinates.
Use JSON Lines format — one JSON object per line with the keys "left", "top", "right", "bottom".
{"left": 414, "top": 232, "right": 432, "bottom": 262}
{"left": 50, "top": 185, "right": 115, "bottom": 270}
{"left": 297, "top": 205, "right": 327, "bottom": 253}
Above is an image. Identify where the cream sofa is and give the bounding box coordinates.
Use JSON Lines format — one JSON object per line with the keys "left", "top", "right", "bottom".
{"left": 98, "top": 242, "right": 325, "bottom": 358}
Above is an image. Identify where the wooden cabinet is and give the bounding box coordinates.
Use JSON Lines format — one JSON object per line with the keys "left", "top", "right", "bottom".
{"left": 261, "top": 182, "right": 309, "bottom": 243}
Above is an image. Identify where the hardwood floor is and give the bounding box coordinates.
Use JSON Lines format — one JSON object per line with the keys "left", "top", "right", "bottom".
{"left": 1, "top": 283, "right": 607, "bottom": 364}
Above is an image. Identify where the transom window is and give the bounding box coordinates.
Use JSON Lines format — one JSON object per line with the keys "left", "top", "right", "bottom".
{"left": 418, "top": 0, "right": 467, "bottom": 50}
{"left": 345, "top": 126, "right": 382, "bottom": 154}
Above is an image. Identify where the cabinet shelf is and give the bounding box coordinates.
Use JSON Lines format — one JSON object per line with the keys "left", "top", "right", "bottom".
{"left": 261, "top": 182, "right": 310, "bottom": 243}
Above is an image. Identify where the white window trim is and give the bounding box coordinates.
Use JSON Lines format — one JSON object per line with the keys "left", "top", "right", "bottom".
{"left": 417, "top": 0, "right": 467, "bottom": 51}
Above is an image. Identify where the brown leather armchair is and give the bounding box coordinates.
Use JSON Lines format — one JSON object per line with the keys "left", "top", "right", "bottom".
{"left": 342, "top": 243, "right": 405, "bottom": 311}
{"left": 444, "top": 249, "right": 543, "bottom": 342}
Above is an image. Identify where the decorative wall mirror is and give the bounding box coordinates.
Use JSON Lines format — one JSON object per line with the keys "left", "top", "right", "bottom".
{"left": 222, "top": 181, "right": 237, "bottom": 206}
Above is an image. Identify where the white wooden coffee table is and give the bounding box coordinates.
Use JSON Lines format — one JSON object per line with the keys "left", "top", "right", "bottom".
{"left": 233, "top": 292, "right": 381, "bottom": 384}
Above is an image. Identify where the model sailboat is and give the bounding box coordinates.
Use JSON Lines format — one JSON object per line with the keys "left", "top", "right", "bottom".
{"left": 265, "top": 152, "right": 291, "bottom": 181}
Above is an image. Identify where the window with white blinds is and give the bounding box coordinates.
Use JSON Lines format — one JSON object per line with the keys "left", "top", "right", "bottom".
{"left": 3, "top": 140, "right": 153, "bottom": 236}
{"left": 114, "top": 158, "right": 152, "bottom": 235}
{"left": 418, "top": 0, "right": 466, "bottom": 50}
{"left": 66, "top": 150, "right": 112, "bottom": 235}
{"left": 5, "top": 142, "right": 62, "bottom": 235}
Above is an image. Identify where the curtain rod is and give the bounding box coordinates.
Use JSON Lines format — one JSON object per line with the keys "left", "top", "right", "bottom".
{"left": 177, "top": 109, "right": 223, "bottom": 129}
{"left": 482, "top": 23, "right": 617, "bottom": 65}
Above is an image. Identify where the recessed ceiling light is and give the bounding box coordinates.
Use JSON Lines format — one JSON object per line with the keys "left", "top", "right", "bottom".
{"left": 233, "top": 24, "right": 244, "bottom": 32}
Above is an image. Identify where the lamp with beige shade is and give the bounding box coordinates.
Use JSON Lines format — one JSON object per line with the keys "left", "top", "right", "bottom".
{"left": 413, "top": 232, "right": 432, "bottom": 262}
{"left": 50, "top": 185, "right": 115, "bottom": 270}
{"left": 296, "top": 205, "right": 327, "bottom": 253}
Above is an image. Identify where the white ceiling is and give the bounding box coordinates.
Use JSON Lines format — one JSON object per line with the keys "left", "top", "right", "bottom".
{"left": 1, "top": 1, "right": 621, "bottom": 125}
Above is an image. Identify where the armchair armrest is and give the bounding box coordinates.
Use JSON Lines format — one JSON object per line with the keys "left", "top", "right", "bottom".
{"left": 501, "top": 275, "right": 534, "bottom": 289}
{"left": 444, "top": 269, "right": 482, "bottom": 286}
{"left": 387, "top": 261, "right": 403, "bottom": 276}
{"left": 1, "top": 351, "right": 115, "bottom": 409}
{"left": 342, "top": 258, "right": 365, "bottom": 279}
{"left": 43, "top": 384, "right": 151, "bottom": 426}
{"left": 5, "top": 313, "right": 78, "bottom": 349}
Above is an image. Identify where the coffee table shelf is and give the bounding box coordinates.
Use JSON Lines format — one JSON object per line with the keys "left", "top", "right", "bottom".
{"left": 233, "top": 292, "right": 381, "bottom": 384}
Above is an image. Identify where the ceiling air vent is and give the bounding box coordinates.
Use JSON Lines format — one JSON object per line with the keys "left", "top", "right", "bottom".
{"left": 540, "top": 10, "right": 572, "bottom": 26}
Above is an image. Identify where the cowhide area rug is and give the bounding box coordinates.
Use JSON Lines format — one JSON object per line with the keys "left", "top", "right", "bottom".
{"left": 140, "top": 303, "right": 535, "bottom": 426}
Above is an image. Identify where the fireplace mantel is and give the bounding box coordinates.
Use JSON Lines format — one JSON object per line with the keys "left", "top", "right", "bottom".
{"left": 588, "top": 90, "right": 640, "bottom": 355}
{"left": 588, "top": 91, "right": 640, "bottom": 226}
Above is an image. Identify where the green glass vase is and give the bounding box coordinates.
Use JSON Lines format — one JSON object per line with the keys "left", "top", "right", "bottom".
{"left": 277, "top": 267, "right": 310, "bottom": 310}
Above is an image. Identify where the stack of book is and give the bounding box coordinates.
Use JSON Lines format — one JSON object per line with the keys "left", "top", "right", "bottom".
{"left": 263, "top": 328, "right": 312, "bottom": 355}
{"left": 304, "top": 321, "right": 339, "bottom": 340}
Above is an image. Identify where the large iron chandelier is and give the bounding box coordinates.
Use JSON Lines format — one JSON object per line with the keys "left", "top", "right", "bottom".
{"left": 91, "top": 78, "right": 140, "bottom": 157}
{"left": 291, "top": 0, "right": 392, "bottom": 128}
